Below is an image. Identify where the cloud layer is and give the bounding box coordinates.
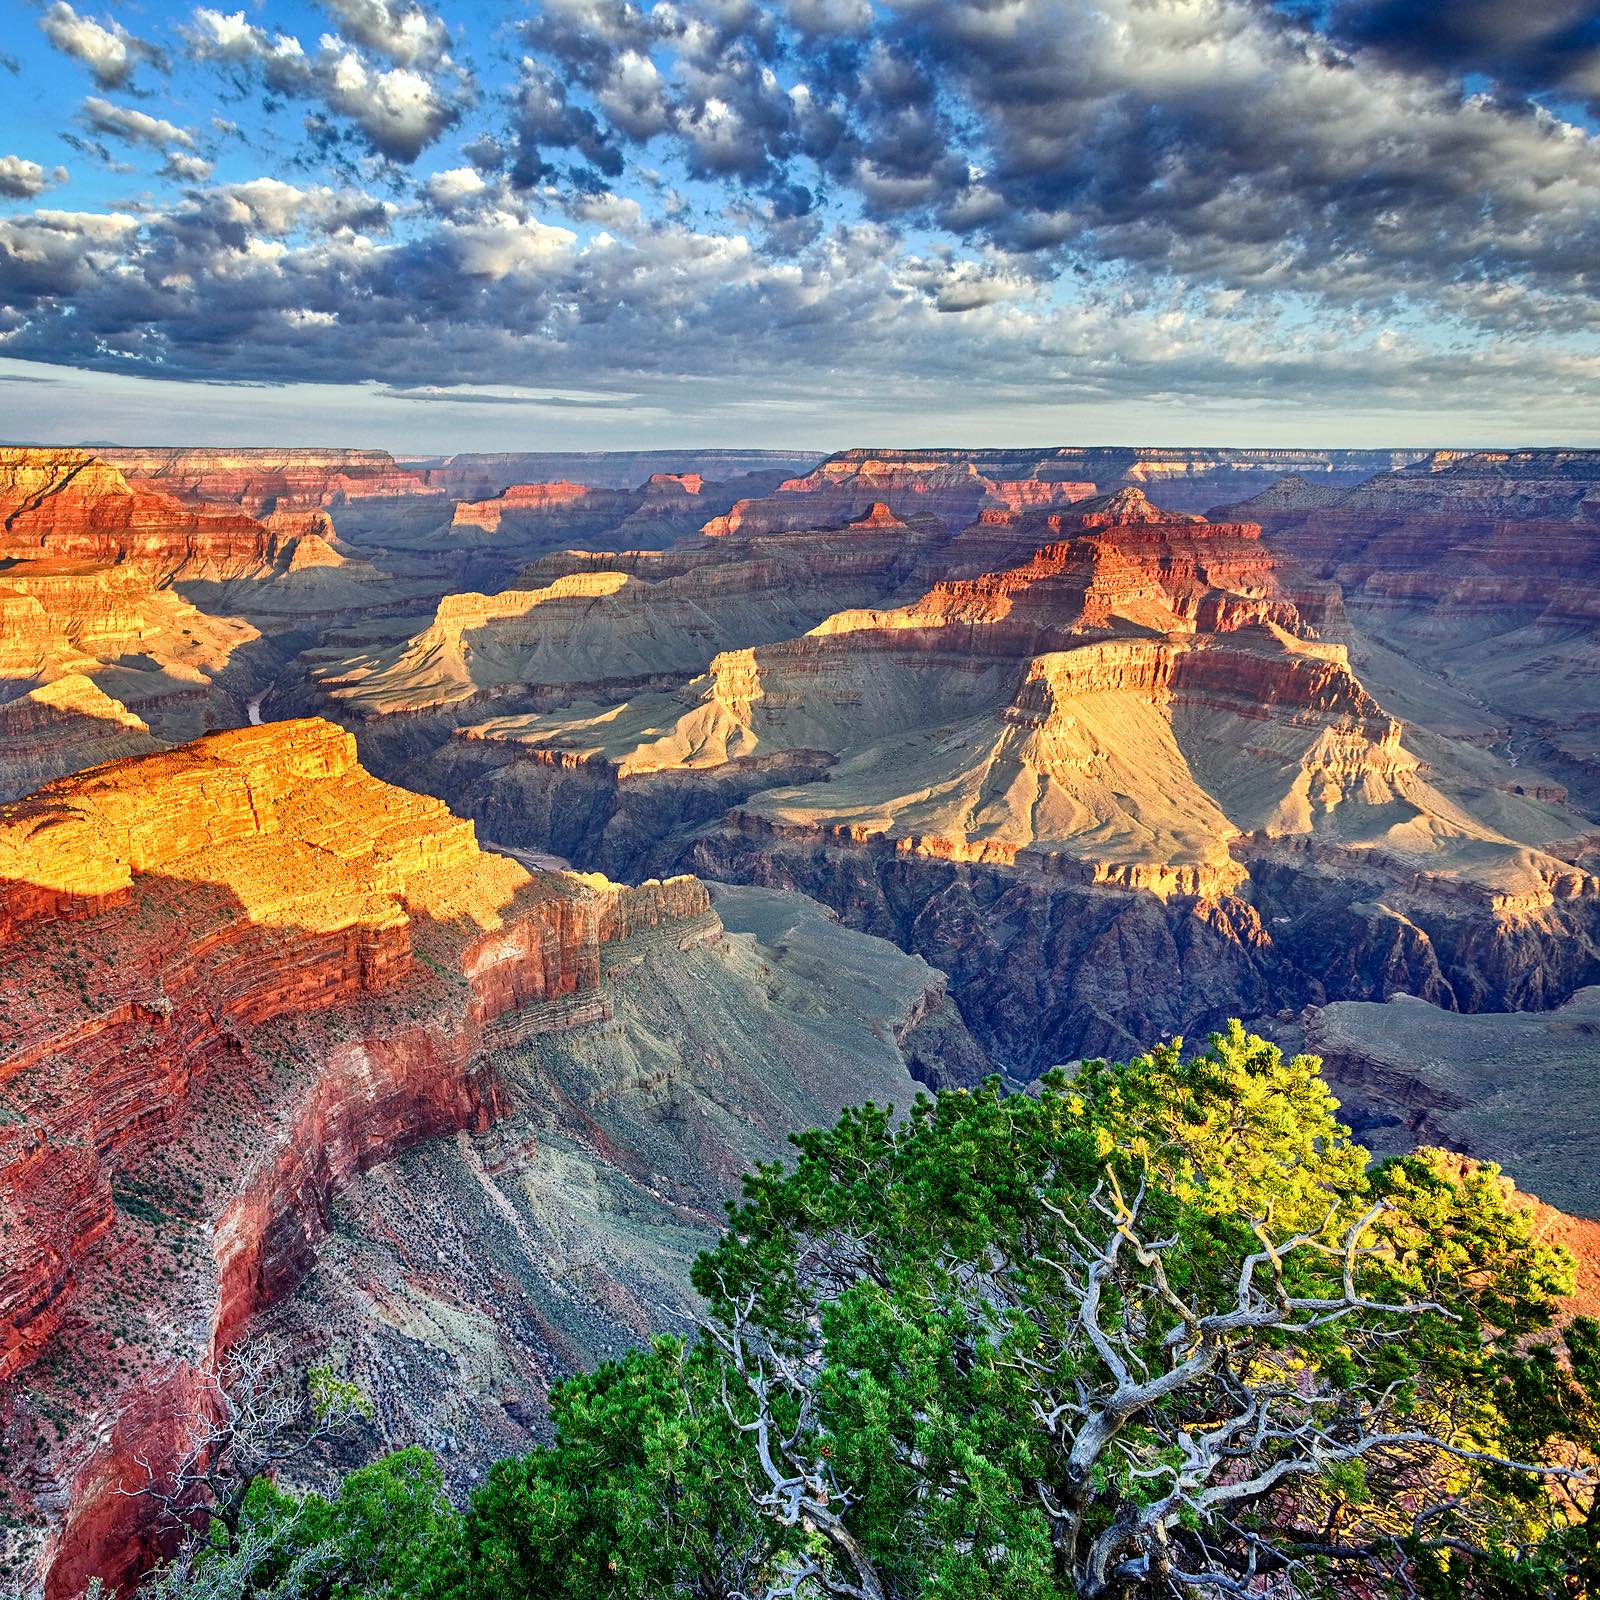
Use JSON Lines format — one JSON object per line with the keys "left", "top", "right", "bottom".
{"left": 1, "top": 0, "right": 1596, "bottom": 436}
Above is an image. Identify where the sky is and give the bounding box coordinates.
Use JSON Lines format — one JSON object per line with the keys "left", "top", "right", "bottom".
{"left": 0, "top": 0, "right": 1597, "bottom": 451}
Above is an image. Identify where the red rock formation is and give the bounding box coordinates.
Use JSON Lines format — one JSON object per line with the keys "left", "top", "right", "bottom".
{"left": 703, "top": 455, "right": 1035, "bottom": 537}
{"left": 1220, "top": 451, "right": 1600, "bottom": 804}
{"left": 0, "top": 449, "right": 283, "bottom": 582}
{"left": 396, "top": 484, "right": 1596, "bottom": 1080}
{"left": 848, "top": 501, "right": 908, "bottom": 530}
{"left": 0, "top": 721, "right": 709, "bottom": 1596}
{"left": 449, "top": 481, "right": 593, "bottom": 533}
{"left": 644, "top": 472, "right": 704, "bottom": 496}
{"left": 97, "top": 448, "right": 440, "bottom": 514}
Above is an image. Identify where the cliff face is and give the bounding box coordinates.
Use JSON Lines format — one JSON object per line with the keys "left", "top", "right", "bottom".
{"left": 702, "top": 455, "right": 1097, "bottom": 538}
{"left": 292, "top": 508, "right": 958, "bottom": 738}
{"left": 1299, "top": 988, "right": 1600, "bottom": 1235}
{"left": 246, "top": 881, "right": 970, "bottom": 1502}
{"left": 0, "top": 449, "right": 282, "bottom": 583}
{"left": 1221, "top": 450, "right": 1600, "bottom": 809}
{"left": 0, "top": 720, "right": 712, "bottom": 1597}
{"left": 0, "top": 675, "right": 167, "bottom": 800}
{"left": 705, "top": 446, "right": 1426, "bottom": 524}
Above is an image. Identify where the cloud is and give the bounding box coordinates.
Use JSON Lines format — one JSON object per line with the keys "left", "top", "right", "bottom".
{"left": 490, "top": 0, "right": 1600, "bottom": 334}
{"left": 318, "top": 0, "right": 453, "bottom": 68}
{"left": 1, "top": 177, "right": 1595, "bottom": 439}
{"left": 39, "top": 3, "right": 166, "bottom": 90}
{"left": 0, "top": 0, "right": 1597, "bottom": 435}
{"left": 185, "top": 7, "right": 466, "bottom": 162}
{"left": 0, "top": 157, "right": 68, "bottom": 200}
{"left": 315, "top": 47, "right": 461, "bottom": 162}
{"left": 422, "top": 165, "right": 489, "bottom": 211}
{"left": 160, "top": 152, "right": 215, "bottom": 183}
{"left": 1321, "top": 0, "right": 1600, "bottom": 111}
{"left": 81, "top": 97, "right": 197, "bottom": 153}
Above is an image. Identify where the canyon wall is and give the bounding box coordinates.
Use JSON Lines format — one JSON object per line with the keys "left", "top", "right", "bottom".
{"left": 0, "top": 721, "right": 713, "bottom": 1596}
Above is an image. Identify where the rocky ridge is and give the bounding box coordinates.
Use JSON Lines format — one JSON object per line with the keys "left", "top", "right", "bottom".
{"left": 0, "top": 721, "right": 705, "bottom": 1594}
{"left": 1217, "top": 450, "right": 1600, "bottom": 810}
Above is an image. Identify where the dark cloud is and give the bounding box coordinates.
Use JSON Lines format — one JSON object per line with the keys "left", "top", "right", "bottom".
{"left": 486, "top": 0, "right": 1600, "bottom": 330}
{"left": 0, "top": 0, "right": 1596, "bottom": 433}
{"left": 1321, "top": 1, "right": 1600, "bottom": 110}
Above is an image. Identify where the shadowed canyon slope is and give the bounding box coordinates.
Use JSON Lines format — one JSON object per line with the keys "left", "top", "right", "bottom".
{"left": 290, "top": 466, "right": 1600, "bottom": 1075}
{"left": 0, "top": 718, "right": 966, "bottom": 1598}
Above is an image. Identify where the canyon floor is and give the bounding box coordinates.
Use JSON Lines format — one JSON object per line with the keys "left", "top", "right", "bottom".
{"left": 1, "top": 442, "right": 1596, "bottom": 1598}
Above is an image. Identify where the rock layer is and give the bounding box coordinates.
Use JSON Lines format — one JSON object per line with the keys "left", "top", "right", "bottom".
{"left": 1218, "top": 450, "right": 1600, "bottom": 811}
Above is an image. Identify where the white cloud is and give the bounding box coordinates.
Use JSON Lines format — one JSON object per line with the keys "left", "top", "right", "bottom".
{"left": 0, "top": 157, "right": 67, "bottom": 200}
{"left": 82, "top": 97, "right": 197, "bottom": 153}
{"left": 39, "top": 2, "right": 163, "bottom": 90}
{"left": 423, "top": 166, "right": 489, "bottom": 210}
{"left": 320, "top": 0, "right": 452, "bottom": 68}
{"left": 185, "top": 8, "right": 464, "bottom": 162}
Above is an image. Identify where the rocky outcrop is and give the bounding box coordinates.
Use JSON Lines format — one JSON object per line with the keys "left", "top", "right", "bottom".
{"left": 448, "top": 482, "right": 592, "bottom": 533}
{"left": 0, "top": 721, "right": 711, "bottom": 1596}
{"left": 1220, "top": 450, "right": 1600, "bottom": 810}
{"left": 702, "top": 455, "right": 1096, "bottom": 538}
{"left": 0, "top": 558, "right": 261, "bottom": 742}
{"left": 1302, "top": 988, "right": 1600, "bottom": 1225}
{"left": 0, "top": 676, "right": 166, "bottom": 801}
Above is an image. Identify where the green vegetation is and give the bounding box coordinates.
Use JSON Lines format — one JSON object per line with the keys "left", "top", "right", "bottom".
{"left": 134, "top": 1026, "right": 1599, "bottom": 1598}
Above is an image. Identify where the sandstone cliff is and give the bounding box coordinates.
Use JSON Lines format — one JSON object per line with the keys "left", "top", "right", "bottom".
{"left": 97, "top": 448, "right": 440, "bottom": 514}
{"left": 1220, "top": 450, "right": 1600, "bottom": 811}
{"left": 0, "top": 449, "right": 284, "bottom": 583}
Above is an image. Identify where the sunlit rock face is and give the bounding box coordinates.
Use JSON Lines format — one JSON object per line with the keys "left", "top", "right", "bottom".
{"left": 309, "top": 478, "right": 1598, "bottom": 1074}
{"left": 0, "top": 449, "right": 283, "bottom": 583}
{"left": 407, "top": 449, "right": 822, "bottom": 498}
{"left": 0, "top": 719, "right": 696, "bottom": 1591}
{"left": 0, "top": 719, "right": 958, "bottom": 1600}
{"left": 0, "top": 449, "right": 413, "bottom": 751}
{"left": 701, "top": 445, "right": 1426, "bottom": 527}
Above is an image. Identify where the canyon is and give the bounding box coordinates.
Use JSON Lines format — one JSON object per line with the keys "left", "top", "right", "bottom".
{"left": 284, "top": 464, "right": 1599, "bottom": 1074}
{"left": 1, "top": 440, "right": 1597, "bottom": 1598}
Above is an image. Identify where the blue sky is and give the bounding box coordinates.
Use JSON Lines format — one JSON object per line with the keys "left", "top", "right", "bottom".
{"left": 1, "top": 0, "right": 1597, "bottom": 450}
